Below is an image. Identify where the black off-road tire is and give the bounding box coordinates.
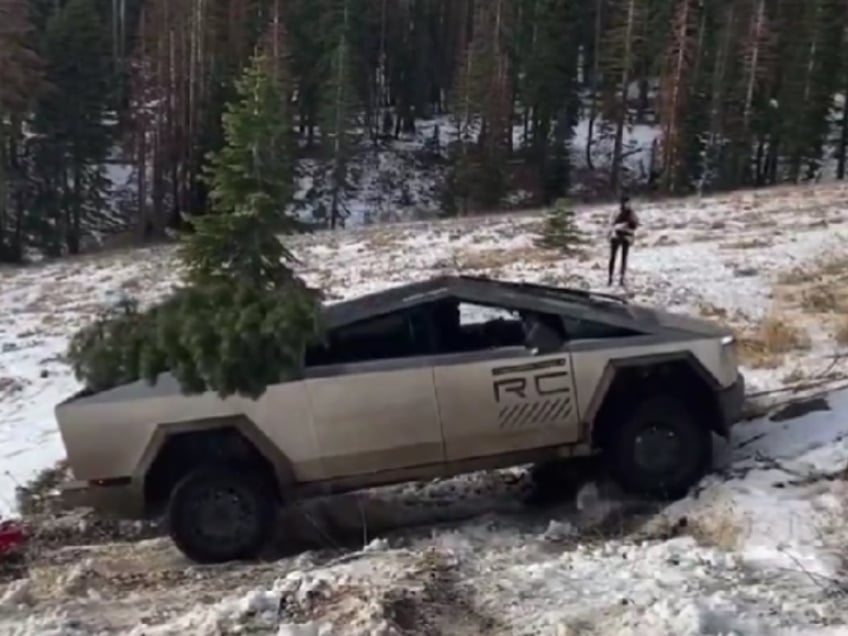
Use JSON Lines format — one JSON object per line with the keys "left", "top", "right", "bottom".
{"left": 167, "top": 466, "right": 274, "bottom": 564}
{"left": 605, "top": 395, "right": 712, "bottom": 500}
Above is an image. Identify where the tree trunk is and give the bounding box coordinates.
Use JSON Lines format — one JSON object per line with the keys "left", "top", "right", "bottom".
{"left": 837, "top": 86, "right": 848, "bottom": 179}
{"left": 137, "top": 115, "right": 148, "bottom": 240}
{"left": 635, "top": 79, "right": 650, "bottom": 123}
{"left": 659, "top": 0, "right": 695, "bottom": 194}
{"left": 705, "top": 3, "right": 735, "bottom": 189}
{"left": 585, "top": 0, "right": 602, "bottom": 172}
{"left": 611, "top": 0, "right": 636, "bottom": 192}
{"left": 68, "top": 159, "right": 82, "bottom": 255}
{"left": 329, "top": 0, "right": 351, "bottom": 230}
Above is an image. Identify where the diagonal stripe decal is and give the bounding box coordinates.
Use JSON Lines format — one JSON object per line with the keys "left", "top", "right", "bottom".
{"left": 497, "top": 396, "right": 573, "bottom": 429}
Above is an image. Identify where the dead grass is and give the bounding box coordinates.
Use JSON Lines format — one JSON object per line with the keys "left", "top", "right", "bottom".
{"left": 639, "top": 504, "right": 744, "bottom": 553}
{"left": 651, "top": 234, "right": 678, "bottom": 247}
{"left": 444, "top": 246, "right": 564, "bottom": 271}
{"left": 737, "top": 313, "right": 812, "bottom": 369}
{"left": 778, "top": 268, "right": 819, "bottom": 286}
{"left": 835, "top": 317, "right": 848, "bottom": 347}
{"left": 802, "top": 284, "right": 842, "bottom": 313}
{"left": 806, "top": 477, "right": 848, "bottom": 591}
{"left": 722, "top": 237, "right": 773, "bottom": 250}
{"left": 782, "top": 367, "right": 808, "bottom": 385}
{"left": 687, "top": 510, "right": 745, "bottom": 552}
{"left": 690, "top": 232, "right": 717, "bottom": 243}
{"left": 697, "top": 302, "right": 729, "bottom": 321}
{"left": 775, "top": 259, "right": 848, "bottom": 345}
{"left": 366, "top": 231, "right": 406, "bottom": 252}
{"left": 779, "top": 255, "right": 848, "bottom": 287}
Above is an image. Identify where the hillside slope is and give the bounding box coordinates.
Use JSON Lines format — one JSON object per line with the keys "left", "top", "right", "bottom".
{"left": 3, "top": 182, "right": 848, "bottom": 511}
{"left": 2, "top": 183, "right": 848, "bottom": 634}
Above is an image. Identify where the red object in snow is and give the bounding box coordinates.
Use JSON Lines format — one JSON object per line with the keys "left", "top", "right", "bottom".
{"left": 0, "top": 520, "right": 26, "bottom": 556}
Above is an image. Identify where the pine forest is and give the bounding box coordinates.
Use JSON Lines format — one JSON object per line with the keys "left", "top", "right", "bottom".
{"left": 2, "top": 0, "right": 848, "bottom": 264}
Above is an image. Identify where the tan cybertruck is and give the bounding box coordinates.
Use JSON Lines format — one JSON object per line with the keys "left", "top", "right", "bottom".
{"left": 55, "top": 276, "right": 745, "bottom": 563}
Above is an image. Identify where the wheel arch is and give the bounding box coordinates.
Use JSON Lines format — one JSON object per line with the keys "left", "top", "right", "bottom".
{"left": 135, "top": 415, "right": 296, "bottom": 514}
{"left": 586, "top": 352, "right": 723, "bottom": 449}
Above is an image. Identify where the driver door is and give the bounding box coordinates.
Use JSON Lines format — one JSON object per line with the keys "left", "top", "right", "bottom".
{"left": 432, "top": 309, "right": 581, "bottom": 462}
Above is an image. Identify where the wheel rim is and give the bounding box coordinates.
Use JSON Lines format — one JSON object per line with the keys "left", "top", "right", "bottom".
{"left": 184, "top": 483, "right": 258, "bottom": 553}
{"left": 633, "top": 424, "right": 682, "bottom": 475}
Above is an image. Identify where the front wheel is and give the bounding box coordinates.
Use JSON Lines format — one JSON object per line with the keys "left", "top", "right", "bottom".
{"left": 605, "top": 395, "right": 712, "bottom": 500}
{"left": 167, "top": 466, "right": 274, "bottom": 564}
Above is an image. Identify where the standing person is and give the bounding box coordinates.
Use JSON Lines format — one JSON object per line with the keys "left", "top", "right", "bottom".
{"left": 608, "top": 194, "right": 639, "bottom": 287}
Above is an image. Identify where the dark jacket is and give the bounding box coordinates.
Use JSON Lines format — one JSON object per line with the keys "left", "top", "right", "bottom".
{"left": 608, "top": 204, "right": 639, "bottom": 243}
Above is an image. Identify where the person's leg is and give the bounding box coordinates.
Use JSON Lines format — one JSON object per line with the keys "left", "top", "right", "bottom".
{"left": 619, "top": 240, "right": 630, "bottom": 285}
{"left": 608, "top": 239, "right": 619, "bottom": 286}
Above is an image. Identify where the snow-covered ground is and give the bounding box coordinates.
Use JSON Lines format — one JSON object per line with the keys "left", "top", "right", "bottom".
{"left": 2, "top": 182, "right": 848, "bottom": 634}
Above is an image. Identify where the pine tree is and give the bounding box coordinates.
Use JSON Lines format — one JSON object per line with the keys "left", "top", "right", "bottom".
{"left": 773, "top": 0, "right": 845, "bottom": 182}
{"left": 181, "top": 52, "right": 301, "bottom": 287}
{"left": 67, "top": 296, "right": 161, "bottom": 392}
{"left": 443, "top": 0, "right": 480, "bottom": 216}
{"left": 700, "top": 0, "right": 740, "bottom": 189}
{"left": 729, "top": 0, "right": 775, "bottom": 186}
{"left": 30, "top": 0, "right": 113, "bottom": 255}
{"left": 15, "top": 0, "right": 848, "bottom": 266}
{"left": 290, "top": 0, "right": 325, "bottom": 146}
{"left": 0, "top": 0, "right": 43, "bottom": 262}
{"left": 318, "top": 0, "right": 361, "bottom": 229}
{"left": 477, "top": 0, "right": 514, "bottom": 204}
{"left": 535, "top": 198, "right": 587, "bottom": 255}
{"left": 680, "top": 1, "right": 724, "bottom": 193}
{"left": 443, "top": 0, "right": 515, "bottom": 213}
{"left": 522, "top": 0, "right": 580, "bottom": 203}
{"left": 601, "top": 0, "right": 645, "bottom": 191}
{"left": 173, "top": 51, "right": 320, "bottom": 396}
{"left": 657, "top": 0, "right": 700, "bottom": 193}
{"left": 69, "top": 53, "right": 322, "bottom": 399}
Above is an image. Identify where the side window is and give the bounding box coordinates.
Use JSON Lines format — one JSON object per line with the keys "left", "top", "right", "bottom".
{"left": 430, "top": 300, "right": 563, "bottom": 355}
{"left": 459, "top": 303, "right": 518, "bottom": 327}
{"left": 560, "top": 315, "right": 640, "bottom": 341}
{"left": 304, "top": 309, "right": 430, "bottom": 367}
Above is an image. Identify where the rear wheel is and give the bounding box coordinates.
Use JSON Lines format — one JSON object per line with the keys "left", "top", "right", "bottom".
{"left": 167, "top": 466, "right": 274, "bottom": 564}
{"left": 605, "top": 395, "right": 712, "bottom": 500}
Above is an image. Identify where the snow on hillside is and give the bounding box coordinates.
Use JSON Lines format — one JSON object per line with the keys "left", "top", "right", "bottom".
{"left": 2, "top": 182, "right": 848, "bottom": 515}
{"left": 3, "top": 182, "right": 848, "bottom": 633}
{"left": 102, "top": 114, "right": 662, "bottom": 231}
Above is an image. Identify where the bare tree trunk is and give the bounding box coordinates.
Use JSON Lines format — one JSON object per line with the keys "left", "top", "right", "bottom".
{"left": 742, "top": 0, "right": 766, "bottom": 131}
{"left": 330, "top": 0, "right": 351, "bottom": 230}
{"left": 705, "top": 3, "right": 735, "bottom": 187}
{"left": 68, "top": 158, "right": 82, "bottom": 255}
{"left": 837, "top": 76, "right": 848, "bottom": 179}
{"left": 585, "top": 0, "right": 603, "bottom": 171}
{"left": 659, "top": 0, "right": 696, "bottom": 193}
{"left": 610, "top": 0, "right": 636, "bottom": 192}
{"left": 137, "top": 117, "right": 147, "bottom": 238}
